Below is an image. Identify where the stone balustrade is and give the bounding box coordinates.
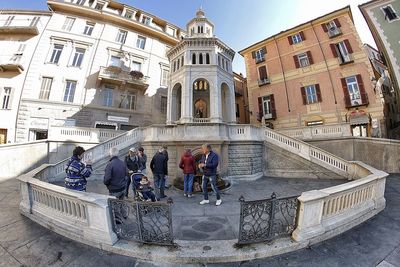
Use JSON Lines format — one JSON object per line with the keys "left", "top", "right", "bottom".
{"left": 48, "top": 126, "right": 124, "bottom": 143}
{"left": 277, "top": 123, "right": 352, "bottom": 140}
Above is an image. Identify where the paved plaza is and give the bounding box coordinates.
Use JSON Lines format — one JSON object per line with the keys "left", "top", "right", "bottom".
{"left": 0, "top": 175, "right": 399, "bottom": 266}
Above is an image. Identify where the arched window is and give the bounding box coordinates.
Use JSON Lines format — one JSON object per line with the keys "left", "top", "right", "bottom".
{"left": 201, "top": 26, "right": 204, "bottom": 33}
{"left": 199, "top": 53, "right": 203, "bottom": 64}
{"left": 193, "top": 79, "right": 209, "bottom": 91}
{"left": 192, "top": 53, "right": 196, "bottom": 64}
{"left": 206, "top": 53, "right": 210, "bottom": 64}
{"left": 197, "top": 26, "right": 200, "bottom": 33}
{"left": 218, "top": 55, "right": 221, "bottom": 67}
{"left": 173, "top": 61, "right": 176, "bottom": 72}
{"left": 181, "top": 55, "right": 184, "bottom": 67}
{"left": 177, "top": 58, "right": 180, "bottom": 70}
{"left": 225, "top": 60, "right": 228, "bottom": 71}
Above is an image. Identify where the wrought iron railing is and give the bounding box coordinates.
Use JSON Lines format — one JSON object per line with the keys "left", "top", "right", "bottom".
{"left": 109, "top": 198, "right": 174, "bottom": 245}
{"left": 237, "top": 193, "right": 298, "bottom": 245}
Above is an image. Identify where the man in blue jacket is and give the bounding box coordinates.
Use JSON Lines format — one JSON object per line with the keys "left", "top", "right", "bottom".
{"left": 104, "top": 147, "right": 127, "bottom": 200}
{"left": 198, "top": 144, "right": 222, "bottom": 206}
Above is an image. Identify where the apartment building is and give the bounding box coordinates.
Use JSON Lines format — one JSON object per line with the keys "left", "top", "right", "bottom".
{"left": 0, "top": 10, "right": 51, "bottom": 144}
{"left": 240, "top": 6, "right": 386, "bottom": 138}
{"left": 14, "top": 0, "right": 184, "bottom": 142}
{"left": 234, "top": 72, "right": 250, "bottom": 124}
{"left": 360, "top": 0, "right": 400, "bottom": 135}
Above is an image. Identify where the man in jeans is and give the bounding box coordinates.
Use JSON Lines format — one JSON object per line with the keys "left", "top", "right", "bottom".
{"left": 104, "top": 147, "right": 127, "bottom": 200}
{"left": 199, "top": 144, "right": 222, "bottom": 206}
{"left": 150, "top": 147, "right": 168, "bottom": 200}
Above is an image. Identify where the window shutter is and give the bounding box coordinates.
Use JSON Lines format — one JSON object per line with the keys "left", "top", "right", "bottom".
{"left": 258, "top": 66, "right": 267, "bottom": 79}
{"left": 293, "top": 55, "right": 300, "bottom": 68}
{"left": 288, "top": 36, "right": 293, "bottom": 45}
{"left": 257, "top": 97, "right": 263, "bottom": 121}
{"left": 341, "top": 78, "right": 350, "bottom": 107}
{"left": 330, "top": 44, "right": 338, "bottom": 58}
{"left": 322, "top": 23, "right": 328, "bottom": 32}
{"left": 306, "top": 51, "right": 314, "bottom": 65}
{"left": 300, "top": 86, "right": 307, "bottom": 105}
{"left": 344, "top": 39, "right": 353, "bottom": 54}
{"left": 270, "top": 94, "right": 277, "bottom": 118}
{"left": 300, "top": 31, "right": 305, "bottom": 41}
{"left": 356, "top": 74, "right": 368, "bottom": 104}
{"left": 334, "top": 18, "right": 341, "bottom": 28}
{"left": 251, "top": 51, "right": 256, "bottom": 59}
{"left": 315, "top": 84, "right": 322, "bottom": 102}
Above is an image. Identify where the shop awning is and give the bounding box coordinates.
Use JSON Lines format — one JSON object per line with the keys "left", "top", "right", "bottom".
{"left": 349, "top": 112, "right": 370, "bottom": 125}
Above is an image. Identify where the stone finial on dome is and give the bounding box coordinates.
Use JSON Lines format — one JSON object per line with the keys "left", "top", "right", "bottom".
{"left": 196, "top": 5, "right": 205, "bottom": 18}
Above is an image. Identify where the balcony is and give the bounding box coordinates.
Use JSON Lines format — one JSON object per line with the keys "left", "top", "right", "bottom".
{"left": 328, "top": 27, "right": 342, "bottom": 38}
{"left": 258, "top": 78, "right": 271, "bottom": 86}
{"left": 98, "top": 66, "right": 149, "bottom": 89}
{"left": 0, "top": 19, "right": 39, "bottom": 35}
{"left": 344, "top": 93, "right": 369, "bottom": 108}
{"left": 0, "top": 55, "right": 24, "bottom": 73}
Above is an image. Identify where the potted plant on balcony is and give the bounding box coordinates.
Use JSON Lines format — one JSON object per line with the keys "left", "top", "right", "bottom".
{"left": 130, "top": 70, "right": 144, "bottom": 80}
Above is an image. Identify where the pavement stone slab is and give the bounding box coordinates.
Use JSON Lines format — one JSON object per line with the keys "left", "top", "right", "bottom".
{"left": 0, "top": 245, "right": 21, "bottom": 267}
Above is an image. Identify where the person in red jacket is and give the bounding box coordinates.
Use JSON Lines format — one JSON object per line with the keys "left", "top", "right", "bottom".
{"left": 179, "top": 149, "right": 196, "bottom": 198}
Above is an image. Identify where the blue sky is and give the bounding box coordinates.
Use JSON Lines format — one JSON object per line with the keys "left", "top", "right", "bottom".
{"left": 0, "top": 0, "right": 375, "bottom": 75}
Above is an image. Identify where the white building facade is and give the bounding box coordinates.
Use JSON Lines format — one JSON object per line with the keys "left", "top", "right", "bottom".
{"left": 13, "top": 0, "right": 184, "bottom": 143}
{"left": 166, "top": 9, "right": 236, "bottom": 124}
{"left": 0, "top": 11, "right": 52, "bottom": 144}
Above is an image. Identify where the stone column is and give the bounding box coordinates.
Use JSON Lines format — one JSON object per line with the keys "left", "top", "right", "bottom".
{"left": 166, "top": 87, "right": 173, "bottom": 124}
{"left": 180, "top": 78, "right": 191, "bottom": 123}
{"left": 210, "top": 78, "right": 222, "bottom": 123}
{"left": 228, "top": 82, "right": 236, "bottom": 123}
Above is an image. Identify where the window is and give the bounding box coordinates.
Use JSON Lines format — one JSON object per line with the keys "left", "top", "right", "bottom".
{"left": 181, "top": 55, "right": 184, "bottom": 67}
{"left": 193, "top": 79, "right": 209, "bottom": 91}
{"left": 236, "top": 103, "right": 240, "bottom": 118}
{"left": 206, "top": 53, "right": 210, "bottom": 64}
{"left": 116, "top": 29, "right": 127, "bottom": 44}
{"left": 120, "top": 93, "right": 136, "bottom": 110}
{"left": 75, "top": 0, "right": 85, "bottom": 5}
{"left": 341, "top": 75, "right": 369, "bottom": 107}
{"left": 258, "top": 95, "right": 276, "bottom": 120}
{"left": 258, "top": 65, "right": 269, "bottom": 86}
{"left": 63, "top": 81, "right": 76, "bottom": 103}
{"left": 62, "top": 17, "right": 75, "bottom": 31}
{"left": 4, "top": 16, "right": 14, "bottom": 26}
{"left": 83, "top": 22, "right": 94, "bottom": 36}
{"left": 346, "top": 76, "right": 361, "bottom": 103}
{"left": 1, "top": 87, "right": 11, "bottom": 109}
{"left": 71, "top": 48, "right": 85, "bottom": 67}
{"left": 141, "top": 16, "right": 151, "bottom": 25}
{"left": 383, "top": 5, "right": 398, "bottom": 21}
{"left": 301, "top": 84, "right": 322, "bottom": 105}
{"left": 192, "top": 53, "right": 196, "bottom": 64}
{"left": 131, "top": 61, "right": 141, "bottom": 71}
{"left": 252, "top": 47, "right": 266, "bottom": 63}
{"left": 331, "top": 40, "right": 353, "bottom": 64}
{"left": 324, "top": 19, "right": 342, "bottom": 38}
{"left": 95, "top": 3, "right": 103, "bottom": 10}
{"left": 199, "top": 53, "right": 203, "bottom": 64}
{"left": 30, "top": 16, "right": 40, "bottom": 27}
{"left": 161, "top": 96, "right": 167, "bottom": 114}
{"left": 297, "top": 52, "right": 310, "bottom": 67}
{"left": 124, "top": 11, "right": 133, "bottom": 19}
{"left": 136, "top": 36, "right": 146, "bottom": 49}
{"left": 161, "top": 69, "right": 169, "bottom": 87}
{"left": 39, "top": 77, "right": 53, "bottom": 100}
{"left": 49, "top": 44, "right": 63, "bottom": 64}
{"left": 103, "top": 86, "right": 113, "bottom": 107}
{"left": 292, "top": 33, "right": 302, "bottom": 44}
{"left": 110, "top": 55, "right": 121, "bottom": 67}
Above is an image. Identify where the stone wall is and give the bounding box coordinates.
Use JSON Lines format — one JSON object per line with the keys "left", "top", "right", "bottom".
{"left": 309, "top": 137, "right": 400, "bottom": 173}
{"left": 227, "top": 142, "right": 263, "bottom": 177}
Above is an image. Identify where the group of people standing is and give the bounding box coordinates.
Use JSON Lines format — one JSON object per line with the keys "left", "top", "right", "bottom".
{"left": 64, "top": 143, "right": 222, "bottom": 206}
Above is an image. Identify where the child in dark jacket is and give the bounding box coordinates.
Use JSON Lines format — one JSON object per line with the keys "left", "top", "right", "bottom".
{"left": 139, "top": 176, "right": 156, "bottom": 202}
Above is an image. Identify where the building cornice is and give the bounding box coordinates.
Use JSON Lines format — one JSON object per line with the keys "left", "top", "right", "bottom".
{"left": 47, "top": 0, "right": 183, "bottom": 46}
{"left": 239, "top": 5, "right": 352, "bottom": 56}
{"left": 0, "top": 10, "right": 52, "bottom": 16}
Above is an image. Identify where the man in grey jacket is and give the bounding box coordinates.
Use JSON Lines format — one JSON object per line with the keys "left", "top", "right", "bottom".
{"left": 104, "top": 147, "right": 127, "bottom": 200}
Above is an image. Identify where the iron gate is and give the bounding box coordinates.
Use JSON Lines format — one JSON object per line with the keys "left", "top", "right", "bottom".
{"left": 109, "top": 198, "right": 174, "bottom": 245}
{"left": 237, "top": 193, "right": 299, "bottom": 245}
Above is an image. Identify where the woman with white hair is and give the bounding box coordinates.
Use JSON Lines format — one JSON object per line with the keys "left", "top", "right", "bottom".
{"left": 104, "top": 147, "right": 127, "bottom": 199}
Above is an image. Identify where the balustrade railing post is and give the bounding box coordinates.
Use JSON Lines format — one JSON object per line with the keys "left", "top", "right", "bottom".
{"left": 292, "top": 190, "right": 329, "bottom": 242}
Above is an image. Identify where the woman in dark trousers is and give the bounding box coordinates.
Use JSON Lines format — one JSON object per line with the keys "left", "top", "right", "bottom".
{"left": 125, "top": 147, "right": 140, "bottom": 197}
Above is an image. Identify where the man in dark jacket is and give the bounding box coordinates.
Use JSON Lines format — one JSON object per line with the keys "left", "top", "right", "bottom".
{"left": 104, "top": 147, "right": 127, "bottom": 200}
{"left": 179, "top": 149, "right": 196, "bottom": 197}
{"left": 198, "top": 144, "right": 221, "bottom": 206}
{"left": 150, "top": 147, "right": 168, "bottom": 200}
